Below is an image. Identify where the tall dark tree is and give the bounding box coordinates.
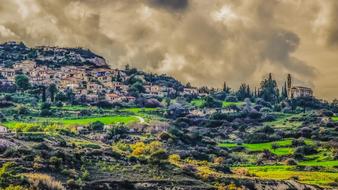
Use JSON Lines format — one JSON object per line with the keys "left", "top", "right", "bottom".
{"left": 223, "top": 82, "right": 231, "bottom": 93}
{"left": 65, "top": 88, "right": 75, "bottom": 104}
{"left": 281, "top": 81, "right": 288, "bottom": 100}
{"left": 40, "top": 85, "right": 47, "bottom": 102}
{"left": 48, "top": 83, "right": 58, "bottom": 102}
{"left": 259, "top": 73, "right": 278, "bottom": 103}
{"left": 199, "top": 86, "right": 209, "bottom": 94}
{"left": 15, "top": 74, "right": 30, "bottom": 91}
{"left": 236, "top": 83, "right": 251, "bottom": 101}
{"left": 128, "top": 82, "right": 145, "bottom": 97}
{"left": 113, "top": 71, "right": 123, "bottom": 82}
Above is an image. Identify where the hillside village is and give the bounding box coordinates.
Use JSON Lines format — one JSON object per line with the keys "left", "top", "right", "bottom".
{"left": 0, "top": 42, "right": 209, "bottom": 106}
{"left": 0, "top": 60, "right": 203, "bottom": 103}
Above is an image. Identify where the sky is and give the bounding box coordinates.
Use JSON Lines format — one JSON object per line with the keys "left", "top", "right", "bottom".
{"left": 0, "top": 0, "right": 337, "bottom": 100}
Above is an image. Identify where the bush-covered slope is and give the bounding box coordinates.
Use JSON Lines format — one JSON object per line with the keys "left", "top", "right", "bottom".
{"left": 0, "top": 41, "right": 108, "bottom": 68}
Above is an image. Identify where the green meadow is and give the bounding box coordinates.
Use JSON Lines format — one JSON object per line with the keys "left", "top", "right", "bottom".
{"left": 264, "top": 113, "right": 303, "bottom": 129}
{"left": 3, "top": 115, "right": 139, "bottom": 129}
{"left": 191, "top": 99, "right": 243, "bottom": 108}
{"left": 332, "top": 116, "right": 338, "bottom": 121}
{"left": 219, "top": 139, "right": 314, "bottom": 156}
{"left": 237, "top": 165, "right": 338, "bottom": 187}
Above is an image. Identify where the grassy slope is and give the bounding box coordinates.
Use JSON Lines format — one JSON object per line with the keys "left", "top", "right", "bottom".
{"left": 191, "top": 99, "right": 243, "bottom": 108}
{"left": 239, "top": 165, "right": 338, "bottom": 187}
{"left": 3, "top": 116, "right": 139, "bottom": 128}
{"left": 264, "top": 113, "right": 303, "bottom": 129}
{"left": 2, "top": 107, "right": 163, "bottom": 129}
{"left": 219, "top": 139, "right": 314, "bottom": 156}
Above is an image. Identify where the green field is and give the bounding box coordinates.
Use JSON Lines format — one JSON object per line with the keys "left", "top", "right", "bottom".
{"left": 191, "top": 99, "right": 242, "bottom": 108}
{"left": 332, "top": 116, "right": 338, "bottom": 121}
{"left": 299, "top": 160, "right": 338, "bottom": 167}
{"left": 238, "top": 165, "right": 338, "bottom": 187}
{"left": 219, "top": 139, "right": 314, "bottom": 156}
{"left": 191, "top": 99, "right": 205, "bottom": 108}
{"left": 51, "top": 105, "right": 92, "bottom": 111}
{"left": 120, "top": 108, "right": 159, "bottom": 114}
{"left": 222, "top": 101, "right": 243, "bottom": 108}
{"left": 264, "top": 113, "right": 303, "bottom": 129}
{"left": 3, "top": 115, "right": 139, "bottom": 128}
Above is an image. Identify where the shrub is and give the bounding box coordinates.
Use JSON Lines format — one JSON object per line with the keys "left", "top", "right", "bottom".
{"left": 80, "top": 166, "right": 90, "bottom": 180}
{"left": 0, "top": 101, "right": 14, "bottom": 108}
{"left": 40, "top": 103, "right": 51, "bottom": 110}
{"left": 40, "top": 109, "right": 52, "bottom": 117}
{"left": 182, "top": 164, "right": 197, "bottom": 174}
{"left": 0, "top": 139, "right": 16, "bottom": 154}
{"left": 233, "top": 168, "right": 250, "bottom": 176}
{"left": 150, "top": 149, "right": 168, "bottom": 162}
{"left": 55, "top": 101, "right": 63, "bottom": 107}
{"left": 167, "top": 103, "right": 189, "bottom": 119}
{"left": 145, "top": 98, "right": 163, "bottom": 108}
{"left": 89, "top": 121, "right": 104, "bottom": 131}
{"left": 106, "top": 124, "right": 128, "bottom": 138}
{"left": 294, "top": 145, "right": 318, "bottom": 155}
{"left": 299, "top": 127, "right": 312, "bottom": 138}
{"left": 292, "top": 139, "right": 305, "bottom": 147}
{"left": 260, "top": 107, "right": 272, "bottom": 113}
{"left": 0, "top": 112, "right": 6, "bottom": 122}
{"left": 282, "top": 107, "right": 293, "bottom": 113}
{"left": 17, "top": 106, "right": 29, "bottom": 115}
{"left": 256, "top": 99, "right": 272, "bottom": 108}
{"left": 49, "top": 156, "right": 63, "bottom": 170}
{"left": 158, "top": 132, "right": 171, "bottom": 141}
{"left": 290, "top": 176, "right": 299, "bottom": 180}
{"left": 319, "top": 109, "right": 334, "bottom": 117}
{"left": 0, "top": 162, "right": 16, "bottom": 187}
{"left": 168, "top": 154, "right": 181, "bottom": 164}
{"left": 262, "top": 114, "right": 276, "bottom": 122}
{"left": 245, "top": 133, "right": 270, "bottom": 143}
{"left": 293, "top": 153, "right": 304, "bottom": 160}
{"left": 204, "top": 97, "right": 222, "bottom": 108}
{"left": 285, "top": 158, "right": 298, "bottom": 165}
{"left": 3, "top": 185, "right": 29, "bottom": 190}
{"left": 131, "top": 141, "right": 162, "bottom": 158}
{"left": 24, "top": 173, "right": 65, "bottom": 190}
{"left": 248, "top": 109, "right": 262, "bottom": 119}
{"left": 78, "top": 110, "right": 91, "bottom": 117}
{"left": 225, "top": 96, "right": 238, "bottom": 102}
{"left": 258, "top": 126, "right": 274, "bottom": 134}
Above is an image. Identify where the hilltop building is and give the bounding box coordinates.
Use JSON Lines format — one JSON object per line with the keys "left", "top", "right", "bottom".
{"left": 287, "top": 74, "right": 313, "bottom": 99}
{"left": 291, "top": 86, "right": 313, "bottom": 98}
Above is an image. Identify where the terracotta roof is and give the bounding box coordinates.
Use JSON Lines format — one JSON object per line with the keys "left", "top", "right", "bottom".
{"left": 106, "top": 93, "right": 120, "bottom": 98}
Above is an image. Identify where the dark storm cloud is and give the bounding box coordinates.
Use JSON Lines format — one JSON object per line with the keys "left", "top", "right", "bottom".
{"left": 314, "top": 0, "right": 338, "bottom": 48}
{"left": 0, "top": 0, "right": 337, "bottom": 99}
{"left": 261, "top": 30, "right": 315, "bottom": 77}
{"left": 326, "top": 2, "right": 338, "bottom": 47}
{"left": 149, "top": 0, "right": 189, "bottom": 11}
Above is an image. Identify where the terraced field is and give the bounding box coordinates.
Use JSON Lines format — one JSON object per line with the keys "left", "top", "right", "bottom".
{"left": 236, "top": 165, "right": 338, "bottom": 187}
{"left": 2, "top": 115, "right": 139, "bottom": 129}
{"left": 219, "top": 139, "right": 314, "bottom": 156}
{"left": 191, "top": 99, "right": 243, "bottom": 108}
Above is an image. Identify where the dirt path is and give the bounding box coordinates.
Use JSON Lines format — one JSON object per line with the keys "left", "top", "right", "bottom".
{"left": 135, "top": 116, "right": 145, "bottom": 124}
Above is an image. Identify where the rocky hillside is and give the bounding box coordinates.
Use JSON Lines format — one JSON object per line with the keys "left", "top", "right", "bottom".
{"left": 0, "top": 41, "right": 108, "bottom": 68}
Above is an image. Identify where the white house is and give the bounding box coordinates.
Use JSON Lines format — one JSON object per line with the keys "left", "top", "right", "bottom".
{"left": 0, "top": 126, "right": 8, "bottom": 133}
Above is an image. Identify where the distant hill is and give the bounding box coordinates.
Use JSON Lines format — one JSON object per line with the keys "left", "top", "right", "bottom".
{"left": 0, "top": 41, "right": 108, "bottom": 68}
